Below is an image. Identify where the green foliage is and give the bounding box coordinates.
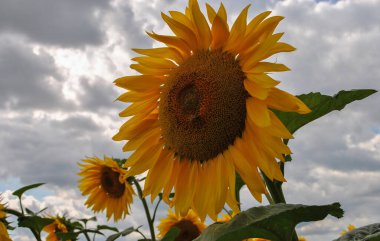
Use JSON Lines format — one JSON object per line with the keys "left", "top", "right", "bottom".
{"left": 275, "top": 89, "right": 377, "bottom": 134}
{"left": 18, "top": 216, "right": 53, "bottom": 235}
{"left": 334, "top": 223, "right": 380, "bottom": 241}
{"left": 161, "top": 227, "right": 180, "bottom": 241}
{"left": 106, "top": 227, "right": 135, "bottom": 241}
{"left": 55, "top": 231, "right": 79, "bottom": 240}
{"left": 12, "top": 183, "right": 45, "bottom": 199}
{"left": 194, "top": 203, "right": 343, "bottom": 241}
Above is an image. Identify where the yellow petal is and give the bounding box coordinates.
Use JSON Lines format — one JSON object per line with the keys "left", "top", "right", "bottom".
{"left": 133, "top": 47, "right": 184, "bottom": 64}
{"left": 113, "top": 116, "right": 158, "bottom": 141}
{"left": 264, "top": 111, "right": 293, "bottom": 139}
{"left": 127, "top": 142, "right": 163, "bottom": 176}
{"left": 244, "top": 62, "right": 290, "bottom": 73}
{"left": 161, "top": 13, "right": 198, "bottom": 50}
{"left": 119, "top": 96, "right": 157, "bottom": 117}
{"left": 246, "top": 11, "right": 272, "bottom": 34}
{"left": 244, "top": 79, "right": 270, "bottom": 100}
{"left": 240, "top": 33, "right": 284, "bottom": 68}
{"left": 122, "top": 127, "right": 161, "bottom": 151}
{"left": 241, "top": 16, "right": 284, "bottom": 52}
{"left": 169, "top": 10, "right": 195, "bottom": 31}
{"left": 147, "top": 31, "right": 191, "bottom": 56}
{"left": 225, "top": 5, "right": 250, "bottom": 53}
{"left": 189, "top": 0, "right": 211, "bottom": 49}
{"left": 149, "top": 150, "right": 174, "bottom": 201}
{"left": 117, "top": 90, "right": 160, "bottom": 103}
{"left": 265, "top": 88, "right": 311, "bottom": 114}
{"left": 130, "top": 64, "right": 172, "bottom": 75}
{"left": 114, "top": 75, "right": 164, "bottom": 91}
{"left": 211, "top": 15, "right": 229, "bottom": 49}
{"left": 123, "top": 135, "right": 161, "bottom": 167}
{"left": 267, "top": 42, "right": 296, "bottom": 56}
{"left": 206, "top": 3, "right": 216, "bottom": 23}
{"left": 163, "top": 159, "right": 180, "bottom": 204}
{"left": 246, "top": 98, "right": 271, "bottom": 127}
{"left": 246, "top": 73, "right": 280, "bottom": 88}
{"left": 132, "top": 56, "right": 177, "bottom": 69}
{"left": 216, "top": 3, "right": 227, "bottom": 23}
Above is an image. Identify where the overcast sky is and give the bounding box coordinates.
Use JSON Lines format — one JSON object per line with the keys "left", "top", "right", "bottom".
{"left": 0, "top": 0, "right": 379, "bottom": 240}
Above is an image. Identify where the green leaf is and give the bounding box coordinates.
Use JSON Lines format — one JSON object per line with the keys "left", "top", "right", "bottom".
{"left": 194, "top": 203, "right": 343, "bottom": 241}
{"left": 334, "top": 223, "right": 380, "bottom": 241}
{"left": 120, "top": 227, "right": 135, "bottom": 236}
{"left": 12, "top": 183, "right": 45, "bottom": 199}
{"left": 18, "top": 216, "right": 53, "bottom": 234}
{"left": 274, "top": 89, "right": 377, "bottom": 134}
{"left": 79, "top": 216, "right": 97, "bottom": 225}
{"left": 56, "top": 232, "right": 79, "bottom": 240}
{"left": 162, "top": 227, "right": 180, "bottom": 241}
{"left": 106, "top": 227, "right": 135, "bottom": 241}
{"left": 97, "top": 225, "right": 119, "bottom": 232}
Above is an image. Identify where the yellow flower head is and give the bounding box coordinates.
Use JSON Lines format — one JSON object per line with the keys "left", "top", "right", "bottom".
{"left": 78, "top": 156, "right": 135, "bottom": 221}
{"left": 158, "top": 209, "right": 206, "bottom": 241}
{"left": 341, "top": 224, "right": 356, "bottom": 236}
{"left": 43, "top": 217, "right": 70, "bottom": 241}
{"left": 0, "top": 195, "right": 11, "bottom": 241}
{"left": 113, "top": 0, "right": 310, "bottom": 220}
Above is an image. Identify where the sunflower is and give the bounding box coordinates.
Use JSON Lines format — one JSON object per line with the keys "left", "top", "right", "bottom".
{"left": 78, "top": 156, "right": 135, "bottom": 221}
{"left": 42, "top": 217, "right": 70, "bottom": 241}
{"left": 340, "top": 224, "right": 356, "bottom": 236}
{"left": 0, "top": 197, "right": 11, "bottom": 241}
{"left": 158, "top": 209, "right": 206, "bottom": 241}
{"left": 113, "top": 0, "right": 310, "bottom": 220}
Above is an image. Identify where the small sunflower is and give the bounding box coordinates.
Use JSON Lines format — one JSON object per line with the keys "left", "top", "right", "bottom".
{"left": 113, "top": 0, "right": 310, "bottom": 220}
{"left": 340, "top": 224, "right": 356, "bottom": 236}
{"left": 0, "top": 197, "right": 11, "bottom": 241}
{"left": 42, "top": 217, "right": 70, "bottom": 241}
{"left": 158, "top": 209, "right": 206, "bottom": 241}
{"left": 78, "top": 156, "right": 135, "bottom": 221}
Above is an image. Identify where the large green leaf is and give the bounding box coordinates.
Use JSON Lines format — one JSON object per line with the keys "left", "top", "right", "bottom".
{"left": 161, "top": 227, "right": 180, "bottom": 241}
{"left": 18, "top": 216, "right": 53, "bottom": 234}
{"left": 274, "top": 89, "right": 377, "bottom": 134}
{"left": 334, "top": 223, "right": 380, "bottom": 241}
{"left": 12, "top": 183, "right": 45, "bottom": 199}
{"left": 194, "top": 203, "right": 343, "bottom": 241}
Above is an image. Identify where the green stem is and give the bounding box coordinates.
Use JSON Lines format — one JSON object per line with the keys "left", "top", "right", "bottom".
{"left": 136, "top": 229, "right": 148, "bottom": 240}
{"left": 152, "top": 197, "right": 162, "bottom": 222}
{"left": 132, "top": 177, "right": 156, "bottom": 241}
{"left": 30, "top": 229, "right": 42, "bottom": 241}
{"left": 83, "top": 231, "right": 91, "bottom": 241}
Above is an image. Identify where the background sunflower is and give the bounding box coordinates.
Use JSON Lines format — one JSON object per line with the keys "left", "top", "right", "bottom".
{"left": 78, "top": 156, "right": 135, "bottom": 221}
{"left": 158, "top": 209, "right": 206, "bottom": 241}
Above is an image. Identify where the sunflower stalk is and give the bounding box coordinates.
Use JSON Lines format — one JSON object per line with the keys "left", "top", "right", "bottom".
{"left": 132, "top": 177, "right": 156, "bottom": 241}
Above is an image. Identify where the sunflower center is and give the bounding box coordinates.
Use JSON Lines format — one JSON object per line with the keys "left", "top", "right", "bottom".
{"left": 159, "top": 50, "right": 247, "bottom": 161}
{"left": 100, "top": 167, "right": 125, "bottom": 198}
{"left": 172, "top": 219, "right": 201, "bottom": 241}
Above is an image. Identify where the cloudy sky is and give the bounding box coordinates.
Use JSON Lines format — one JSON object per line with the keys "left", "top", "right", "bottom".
{"left": 0, "top": 0, "right": 379, "bottom": 240}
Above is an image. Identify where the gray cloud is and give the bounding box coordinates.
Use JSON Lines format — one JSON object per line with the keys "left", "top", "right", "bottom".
{"left": 0, "top": 0, "right": 110, "bottom": 47}
{"left": 0, "top": 112, "right": 123, "bottom": 187}
{"left": 0, "top": 36, "right": 69, "bottom": 110}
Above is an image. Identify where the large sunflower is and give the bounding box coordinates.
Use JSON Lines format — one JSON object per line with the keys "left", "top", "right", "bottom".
{"left": 42, "top": 217, "right": 70, "bottom": 241}
{"left": 78, "top": 156, "right": 135, "bottom": 221}
{"left": 158, "top": 209, "right": 206, "bottom": 241}
{"left": 0, "top": 197, "right": 11, "bottom": 241}
{"left": 113, "top": 0, "right": 310, "bottom": 220}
